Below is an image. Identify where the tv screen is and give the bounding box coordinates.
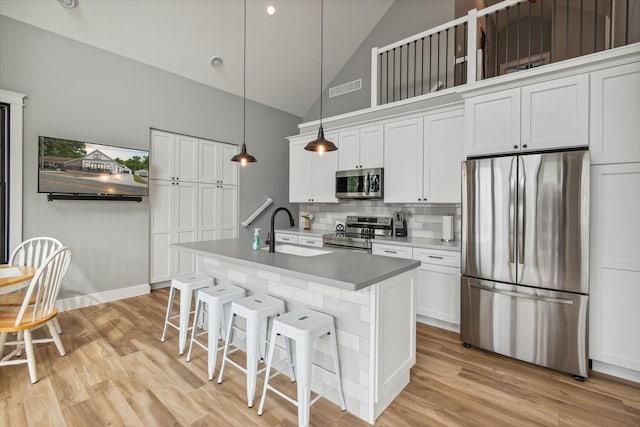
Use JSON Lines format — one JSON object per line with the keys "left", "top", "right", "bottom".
{"left": 38, "top": 136, "right": 149, "bottom": 197}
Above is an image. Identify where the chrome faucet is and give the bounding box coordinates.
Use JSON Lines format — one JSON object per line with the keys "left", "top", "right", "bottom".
{"left": 269, "top": 207, "right": 295, "bottom": 253}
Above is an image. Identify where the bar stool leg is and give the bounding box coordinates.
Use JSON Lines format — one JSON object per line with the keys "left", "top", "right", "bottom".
{"left": 217, "top": 312, "right": 235, "bottom": 384}
{"left": 161, "top": 286, "right": 176, "bottom": 342}
{"left": 245, "top": 314, "right": 260, "bottom": 407}
{"left": 186, "top": 297, "right": 204, "bottom": 362}
{"left": 295, "top": 337, "right": 313, "bottom": 427}
{"left": 257, "top": 328, "right": 279, "bottom": 416}
{"left": 329, "top": 324, "right": 347, "bottom": 411}
{"left": 207, "top": 301, "right": 222, "bottom": 380}
{"left": 178, "top": 287, "right": 194, "bottom": 355}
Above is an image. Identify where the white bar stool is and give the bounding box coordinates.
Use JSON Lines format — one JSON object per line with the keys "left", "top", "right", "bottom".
{"left": 161, "top": 273, "right": 213, "bottom": 355}
{"left": 186, "top": 281, "right": 245, "bottom": 380}
{"left": 257, "top": 308, "right": 346, "bottom": 427}
{"left": 217, "top": 293, "right": 294, "bottom": 408}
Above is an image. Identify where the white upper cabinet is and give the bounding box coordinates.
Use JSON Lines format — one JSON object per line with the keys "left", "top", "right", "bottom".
{"left": 338, "top": 125, "right": 384, "bottom": 170}
{"left": 289, "top": 135, "right": 338, "bottom": 203}
{"left": 590, "top": 62, "right": 640, "bottom": 165}
{"left": 465, "top": 88, "right": 521, "bottom": 156}
{"left": 424, "top": 110, "right": 464, "bottom": 203}
{"left": 198, "top": 139, "right": 238, "bottom": 185}
{"left": 465, "top": 74, "right": 588, "bottom": 156}
{"left": 174, "top": 134, "right": 199, "bottom": 182}
{"left": 150, "top": 130, "right": 198, "bottom": 182}
{"left": 384, "top": 117, "right": 424, "bottom": 203}
{"left": 521, "top": 74, "right": 589, "bottom": 151}
{"left": 385, "top": 109, "right": 464, "bottom": 204}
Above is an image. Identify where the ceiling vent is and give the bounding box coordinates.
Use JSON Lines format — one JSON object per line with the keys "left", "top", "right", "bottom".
{"left": 329, "top": 79, "right": 362, "bottom": 98}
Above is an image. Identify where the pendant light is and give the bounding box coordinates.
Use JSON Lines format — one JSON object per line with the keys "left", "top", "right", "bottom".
{"left": 304, "top": 0, "right": 337, "bottom": 155}
{"left": 231, "top": 0, "right": 257, "bottom": 166}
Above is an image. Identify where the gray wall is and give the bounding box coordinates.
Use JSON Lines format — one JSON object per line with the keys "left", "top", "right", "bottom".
{"left": 0, "top": 16, "right": 299, "bottom": 298}
{"left": 304, "top": 0, "right": 455, "bottom": 121}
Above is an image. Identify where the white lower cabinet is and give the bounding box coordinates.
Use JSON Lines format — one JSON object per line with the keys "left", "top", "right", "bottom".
{"left": 589, "top": 163, "right": 640, "bottom": 374}
{"left": 413, "top": 248, "right": 461, "bottom": 331}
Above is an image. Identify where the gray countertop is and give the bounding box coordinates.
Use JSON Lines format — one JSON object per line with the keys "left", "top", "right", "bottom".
{"left": 174, "top": 239, "right": 420, "bottom": 291}
{"left": 276, "top": 228, "right": 460, "bottom": 252}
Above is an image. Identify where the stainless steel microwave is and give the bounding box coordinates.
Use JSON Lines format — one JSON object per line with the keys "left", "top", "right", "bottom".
{"left": 335, "top": 168, "right": 383, "bottom": 199}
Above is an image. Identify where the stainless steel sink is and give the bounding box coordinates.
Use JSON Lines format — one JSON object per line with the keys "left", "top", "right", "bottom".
{"left": 262, "top": 244, "right": 331, "bottom": 257}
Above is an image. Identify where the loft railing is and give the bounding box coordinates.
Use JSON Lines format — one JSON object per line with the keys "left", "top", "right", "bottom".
{"left": 371, "top": 0, "right": 639, "bottom": 107}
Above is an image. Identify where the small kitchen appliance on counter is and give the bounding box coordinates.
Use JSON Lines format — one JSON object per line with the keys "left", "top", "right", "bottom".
{"left": 322, "top": 216, "right": 393, "bottom": 252}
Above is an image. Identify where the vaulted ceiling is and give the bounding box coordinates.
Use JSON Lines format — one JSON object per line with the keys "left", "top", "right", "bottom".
{"left": 0, "top": 0, "right": 395, "bottom": 117}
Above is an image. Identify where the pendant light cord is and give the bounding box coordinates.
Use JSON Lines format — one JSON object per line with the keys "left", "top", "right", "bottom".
{"left": 243, "top": 0, "right": 247, "bottom": 146}
{"left": 319, "top": 0, "right": 323, "bottom": 127}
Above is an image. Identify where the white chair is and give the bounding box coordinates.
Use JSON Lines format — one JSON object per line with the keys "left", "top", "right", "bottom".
{"left": 186, "top": 280, "right": 245, "bottom": 380}
{"left": 161, "top": 273, "right": 213, "bottom": 355}
{"left": 217, "top": 293, "right": 295, "bottom": 408}
{"left": 0, "top": 247, "right": 72, "bottom": 384}
{"left": 1, "top": 237, "right": 64, "bottom": 337}
{"left": 257, "top": 308, "right": 346, "bottom": 427}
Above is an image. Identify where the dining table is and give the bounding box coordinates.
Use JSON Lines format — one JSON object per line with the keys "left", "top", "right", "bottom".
{"left": 0, "top": 265, "right": 36, "bottom": 296}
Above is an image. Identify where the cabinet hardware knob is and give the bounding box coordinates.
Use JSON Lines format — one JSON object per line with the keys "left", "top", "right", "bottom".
{"left": 523, "top": 144, "right": 528, "bottom": 148}
{"left": 418, "top": 198, "right": 422, "bottom": 201}
{"left": 513, "top": 145, "right": 518, "bottom": 149}
{"left": 176, "top": 182, "right": 179, "bottom": 186}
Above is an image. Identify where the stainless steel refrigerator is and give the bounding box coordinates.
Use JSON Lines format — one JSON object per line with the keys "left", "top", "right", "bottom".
{"left": 461, "top": 150, "right": 590, "bottom": 379}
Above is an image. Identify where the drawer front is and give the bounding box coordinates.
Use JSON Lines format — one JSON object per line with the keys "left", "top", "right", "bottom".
{"left": 298, "top": 236, "right": 323, "bottom": 248}
{"left": 372, "top": 243, "right": 413, "bottom": 259}
{"left": 275, "top": 233, "right": 299, "bottom": 244}
{"left": 413, "top": 248, "right": 460, "bottom": 267}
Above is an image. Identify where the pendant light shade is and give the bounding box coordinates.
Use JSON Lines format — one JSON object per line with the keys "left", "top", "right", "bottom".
{"left": 304, "top": 0, "right": 336, "bottom": 154}
{"left": 231, "top": 0, "right": 257, "bottom": 166}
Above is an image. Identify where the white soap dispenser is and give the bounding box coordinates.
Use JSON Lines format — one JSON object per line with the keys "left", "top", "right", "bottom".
{"left": 252, "top": 228, "right": 261, "bottom": 250}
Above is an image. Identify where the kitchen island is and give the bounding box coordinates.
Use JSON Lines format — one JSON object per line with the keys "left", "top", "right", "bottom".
{"left": 174, "top": 239, "right": 419, "bottom": 424}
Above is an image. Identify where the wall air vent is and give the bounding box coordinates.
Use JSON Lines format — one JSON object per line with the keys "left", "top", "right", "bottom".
{"left": 329, "top": 78, "right": 362, "bottom": 98}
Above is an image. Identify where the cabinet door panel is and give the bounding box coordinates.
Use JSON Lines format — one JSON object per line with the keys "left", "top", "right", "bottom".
{"left": 150, "top": 180, "right": 173, "bottom": 282}
{"left": 359, "top": 125, "right": 384, "bottom": 169}
{"left": 590, "top": 163, "right": 640, "bottom": 371}
{"left": 197, "top": 183, "right": 218, "bottom": 240}
{"left": 384, "top": 118, "right": 423, "bottom": 203}
{"left": 311, "top": 146, "right": 338, "bottom": 202}
{"left": 198, "top": 140, "right": 219, "bottom": 184}
{"left": 464, "top": 88, "right": 520, "bottom": 156}
{"left": 425, "top": 110, "right": 464, "bottom": 203}
{"left": 175, "top": 134, "right": 198, "bottom": 182}
{"left": 289, "top": 140, "right": 312, "bottom": 202}
{"left": 150, "top": 130, "right": 174, "bottom": 180}
{"left": 338, "top": 129, "right": 359, "bottom": 170}
{"left": 521, "top": 75, "right": 588, "bottom": 151}
{"left": 219, "top": 185, "right": 238, "bottom": 238}
{"left": 173, "top": 182, "right": 197, "bottom": 276}
{"left": 590, "top": 63, "right": 640, "bottom": 164}
{"left": 416, "top": 265, "right": 460, "bottom": 324}
{"left": 220, "top": 144, "right": 239, "bottom": 185}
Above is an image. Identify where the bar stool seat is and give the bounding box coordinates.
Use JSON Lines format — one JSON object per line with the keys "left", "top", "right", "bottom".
{"left": 217, "top": 293, "right": 294, "bottom": 408}
{"left": 258, "top": 308, "right": 346, "bottom": 427}
{"left": 161, "top": 273, "right": 213, "bottom": 355}
{"left": 186, "top": 281, "right": 245, "bottom": 380}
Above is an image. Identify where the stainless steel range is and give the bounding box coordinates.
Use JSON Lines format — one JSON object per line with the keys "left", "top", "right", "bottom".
{"left": 322, "top": 216, "right": 393, "bottom": 252}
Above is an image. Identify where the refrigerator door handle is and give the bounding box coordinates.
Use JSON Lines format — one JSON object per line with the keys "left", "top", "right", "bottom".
{"left": 509, "top": 158, "right": 517, "bottom": 264}
{"left": 517, "top": 157, "right": 526, "bottom": 265}
{"left": 469, "top": 283, "right": 574, "bottom": 305}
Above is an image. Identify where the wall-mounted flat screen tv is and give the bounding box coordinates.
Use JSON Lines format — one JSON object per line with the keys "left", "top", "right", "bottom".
{"left": 38, "top": 136, "right": 149, "bottom": 197}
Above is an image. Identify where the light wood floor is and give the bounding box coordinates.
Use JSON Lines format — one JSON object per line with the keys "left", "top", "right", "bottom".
{"left": 1, "top": 289, "right": 639, "bottom": 426}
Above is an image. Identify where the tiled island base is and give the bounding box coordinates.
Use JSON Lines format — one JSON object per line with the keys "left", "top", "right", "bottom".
{"left": 196, "top": 255, "right": 416, "bottom": 424}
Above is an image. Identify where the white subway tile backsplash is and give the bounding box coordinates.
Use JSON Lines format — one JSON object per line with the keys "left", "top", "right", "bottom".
{"left": 292, "top": 287, "right": 324, "bottom": 309}
{"left": 228, "top": 270, "right": 247, "bottom": 284}
{"left": 257, "top": 269, "right": 280, "bottom": 282}
{"left": 340, "top": 288, "right": 371, "bottom": 306}
{"left": 308, "top": 281, "right": 342, "bottom": 298}
{"left": 336, "top": 329, "right": 360, "bottom": 352}
{"left": 267, "top": 281, "right": 294, "bottom": 298}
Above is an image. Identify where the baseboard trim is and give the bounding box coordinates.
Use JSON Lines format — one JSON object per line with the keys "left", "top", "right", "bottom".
{"left": 56, "top": 283, "right": 150, "bottom": 312}
{"left": 416, "top": 314, "right": 460, "bottom": 334}
{"left": 591, "top": 360, "right": 640, "bottom": 384}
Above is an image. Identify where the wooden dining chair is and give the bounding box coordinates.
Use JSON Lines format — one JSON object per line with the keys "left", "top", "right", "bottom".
{"left": 0, "top": 247, "right": 71, "bottom": 383}
{"left": 2, "top": 237, "right": 64, "bottom": 334}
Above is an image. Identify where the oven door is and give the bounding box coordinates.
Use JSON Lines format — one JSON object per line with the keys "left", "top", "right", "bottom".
{"left": 336, "top": 168, "right": 383, "bottom": 199}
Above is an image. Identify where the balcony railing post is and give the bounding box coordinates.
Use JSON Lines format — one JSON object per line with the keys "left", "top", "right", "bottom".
{"left": 371, "top": 47, "right": 378, "bottom": 107}
{"left": 467, "top": 8, "right": 478, "bottom": 84}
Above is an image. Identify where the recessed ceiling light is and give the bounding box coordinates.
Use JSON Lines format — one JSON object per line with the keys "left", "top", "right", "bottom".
{"left": 266, "top": 4, "right": 277, "bottom": 16}
{"left": 209, "top": 56, "right": 223, "bottom": 67}
{"left": 58, "top": 0, "right": 78, "bottom": 8}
